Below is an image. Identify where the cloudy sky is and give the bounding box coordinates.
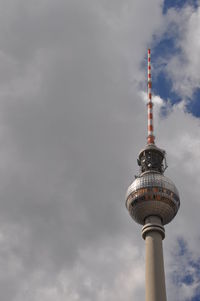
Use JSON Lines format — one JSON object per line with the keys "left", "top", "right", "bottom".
{"left": 0, "top": 0, "right": 200, "bottom": 300}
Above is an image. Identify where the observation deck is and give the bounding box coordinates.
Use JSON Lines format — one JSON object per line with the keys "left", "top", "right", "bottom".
{"left": 126, "top": 170, "right": 180, "bottom": 225}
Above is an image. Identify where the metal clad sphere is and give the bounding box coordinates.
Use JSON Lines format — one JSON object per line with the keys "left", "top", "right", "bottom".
{"left": 126, "top": 172, "right": 180, "bottom": 225}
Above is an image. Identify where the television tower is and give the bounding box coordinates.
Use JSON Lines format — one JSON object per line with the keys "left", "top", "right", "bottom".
{"left": 125, "top": 49, "right": 180, "bottom": 301}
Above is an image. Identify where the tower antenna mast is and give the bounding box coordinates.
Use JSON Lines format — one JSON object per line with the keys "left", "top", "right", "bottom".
{"left": 147, "top": 49, "right": 155, "bottom": 144}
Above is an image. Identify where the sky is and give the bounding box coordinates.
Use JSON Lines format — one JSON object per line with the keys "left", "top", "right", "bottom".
{"left": 0, "top": 0, "right": 200, "bottom": 300}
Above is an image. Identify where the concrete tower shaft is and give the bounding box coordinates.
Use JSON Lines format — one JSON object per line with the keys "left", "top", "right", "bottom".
{"left": 143, "top": 216, "right": 167, "bottom": 301}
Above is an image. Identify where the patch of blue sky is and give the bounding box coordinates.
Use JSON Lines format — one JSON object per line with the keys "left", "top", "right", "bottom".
{"left": 177, "top": 237, "right": 187, "bottom": 256}
{"left": 152, "top": 34, "right": 179, "bottom": 59}
{"left": 189, "top": 258, "right": 200, "bottom": 280}
{"left": 151, "top": 35, "right": 181, "bottom": 105}
{"left": 163, "top": 0, "right": 199, "bottom": 14}
{"left": 182, "top": 274, "right": 194, "bottom": 285}
{"left": 141, "top": 1, "right": 200, "bottom": 118}
{"left": 153, "top": 38, "right": 200, "bottom": 117}
{"left": 172, "top": 238, "right": 200, "bottom": 300}
{"left": 191, "top": 293, "right": 200, "bottom": 301}
{"left": 186, "top": 89, "right": 200, "bottom": 117}
{"left": 153, "top": 71, "right": 180, "bottom": 104}
{"left": 151, "top": 15, "right": 200, "bottom": 118}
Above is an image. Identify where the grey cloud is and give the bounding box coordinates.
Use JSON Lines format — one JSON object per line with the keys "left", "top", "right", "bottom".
{"left": 0, "top": 0, "right": 198, "bottom": 300}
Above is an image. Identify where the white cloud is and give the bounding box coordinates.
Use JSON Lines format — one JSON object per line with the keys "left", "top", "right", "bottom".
{"left": 164, "top": 4, "right": 200, "bottom": 98}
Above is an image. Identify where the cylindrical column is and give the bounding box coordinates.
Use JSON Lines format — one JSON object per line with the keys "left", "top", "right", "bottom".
{"left": 142, "top": 216, "right": 167, "bottom": 301}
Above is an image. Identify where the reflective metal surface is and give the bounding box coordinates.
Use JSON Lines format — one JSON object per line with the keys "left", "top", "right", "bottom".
{"left": 126, "top": 171, "right": 180, "bottom": 225}
{"left": 126, "top": 172, "right": 179, "bottom": 199}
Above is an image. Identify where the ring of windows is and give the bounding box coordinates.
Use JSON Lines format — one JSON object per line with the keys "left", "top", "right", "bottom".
{"left": 127, "top": 186, "right": 180, "bottom": 207}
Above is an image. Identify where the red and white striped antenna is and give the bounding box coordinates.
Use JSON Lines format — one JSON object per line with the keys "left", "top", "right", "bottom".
{"left": 147, "top": 49, "right": 155, "bottom": 144}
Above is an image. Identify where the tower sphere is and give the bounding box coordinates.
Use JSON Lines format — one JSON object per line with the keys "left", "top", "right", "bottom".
{"left": 126, "top": 169, "right": 180, "bottom": 225}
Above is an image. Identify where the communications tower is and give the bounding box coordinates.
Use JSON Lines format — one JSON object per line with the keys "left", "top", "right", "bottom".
{"left": 125, "top": 49, "right": 180, "bottom": 301}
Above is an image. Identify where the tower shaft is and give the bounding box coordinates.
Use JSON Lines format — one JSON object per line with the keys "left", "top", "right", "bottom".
{"left": 142, "top": 216, "right": 167, "bottom": 301}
